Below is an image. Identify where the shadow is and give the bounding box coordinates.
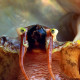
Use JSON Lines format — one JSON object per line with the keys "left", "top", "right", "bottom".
{"left": 56, "top": 12, "right": 79, "bottom": 41}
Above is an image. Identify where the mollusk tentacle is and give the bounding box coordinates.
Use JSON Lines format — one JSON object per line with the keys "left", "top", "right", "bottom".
{"left": 19, "top": 32, "right": 29, "bottom": 80}
{"left": 23, "top": 39, "right": 29, "bottom": 48}
{"left": 48, "top": 36, "right": 55, "bottom": 80}
{"left": 46, "top": 39, "right": 50, "bottom": 49}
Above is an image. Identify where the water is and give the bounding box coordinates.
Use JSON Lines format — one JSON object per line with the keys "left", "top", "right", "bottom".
{"left": 0, "top": 0, "right": 66, "bottom": 37}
